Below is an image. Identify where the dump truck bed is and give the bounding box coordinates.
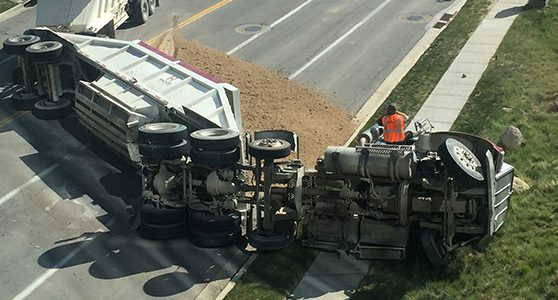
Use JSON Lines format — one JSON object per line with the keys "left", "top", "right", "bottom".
{"left": 27, "top": 29, "right": 242, "bottom": 161}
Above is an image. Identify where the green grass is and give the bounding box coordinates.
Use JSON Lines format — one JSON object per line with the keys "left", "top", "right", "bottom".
{"left": 355, "top": 0, "right": 494, "bottom": 144}
{"left": 224, "top": 243, "right": 317, "bottom": 300}
{"left": 0, "top": 0, "right": 16, "bottom": 14}
{"left": 354, "top": 2, "right": 558, "bottom": 299}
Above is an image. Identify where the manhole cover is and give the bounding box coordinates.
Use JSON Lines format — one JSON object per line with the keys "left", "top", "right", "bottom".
{"left": 407, "top": 15, "right": 424, "bottom": 21}
{"left": 399, "top": 13, "right": 431, "bottom": 23}
{"left": 245, "top": 25, "right": 262, "bottom": 32}
{"left": 235, "top": 24, "right": 271, "bottom": 35}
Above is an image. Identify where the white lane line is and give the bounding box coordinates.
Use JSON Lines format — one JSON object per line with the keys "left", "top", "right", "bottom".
{"left": 289, "top": 0, "right": 394, "bottom": 79}
{"left": 12, "top": 237, "right": 96, "bottom": 300}
{"left": 0, "top": 56, "right": 15, "bottom": 65}
{"left": 227, "top": 0, "right": 316, "bottom": 55}
{"left": 0, "top": 151, "right": 77, "bottom": 207}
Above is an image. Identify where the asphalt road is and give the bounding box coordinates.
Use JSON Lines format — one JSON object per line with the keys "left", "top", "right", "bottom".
{"left": 0, "top": 0, "right": 453, "bottom": 298}
{"left": 178, "top": 0, "right": 453, "bottom": 114}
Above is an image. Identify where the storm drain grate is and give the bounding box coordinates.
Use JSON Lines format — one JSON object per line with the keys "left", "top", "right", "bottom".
{"left": 355, "top": 245, "right": 406, "bottom": 260}
{"left": 440, "top": 13, "right": 454, "bottom": 22}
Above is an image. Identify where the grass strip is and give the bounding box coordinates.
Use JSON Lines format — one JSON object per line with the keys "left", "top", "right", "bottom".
{"left": 224, "top": 243, "right": 317, "bottom": 300}
{"left": 0, "top": 0, "right": 16, "bottom": 14}
{"left": 354, "top": 1, "right": 558, "bottom": 299}
{"left": 354, "top": 0, "right": 494, "bottom": 144}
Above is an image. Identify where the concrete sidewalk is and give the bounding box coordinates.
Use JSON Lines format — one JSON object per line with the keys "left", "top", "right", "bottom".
{"left": 409, "top": 0, "right": 528, "bottom": 131}
{"left": 292, "top": 0, "right": 528, "bottom": 298}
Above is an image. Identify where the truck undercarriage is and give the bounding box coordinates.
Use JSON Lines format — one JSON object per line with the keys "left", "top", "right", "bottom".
{"left": 3, "top": 29, "right": 514, "bottom": 266}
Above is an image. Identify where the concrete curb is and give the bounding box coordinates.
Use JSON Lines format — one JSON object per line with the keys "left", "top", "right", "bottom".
{"left": 343, "top": 0, "right": 469, "bottom": 146}
{"left": 214, "top": 253, "right": 258, "bottom": 300}
{"left": 0, "top": 2, "right": 25, "bottom": 23}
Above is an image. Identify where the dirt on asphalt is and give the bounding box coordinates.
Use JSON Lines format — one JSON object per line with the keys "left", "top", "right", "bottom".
{"left": 172, "top": 37, "right": 357, "bottom": 165}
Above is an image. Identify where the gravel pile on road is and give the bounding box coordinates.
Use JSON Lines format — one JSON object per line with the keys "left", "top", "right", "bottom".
{"left": 173, "top": 37, "right": 356, "bottom": 165}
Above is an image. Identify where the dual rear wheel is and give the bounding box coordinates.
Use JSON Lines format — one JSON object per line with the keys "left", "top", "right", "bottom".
{"left": 4, "top": 35, "right": 71, "bottom": 119}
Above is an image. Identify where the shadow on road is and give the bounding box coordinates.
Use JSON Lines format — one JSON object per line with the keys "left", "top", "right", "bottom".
{"left": 116, "top": 20, "right": 144, "bottom": 31}
{"left": 37, "top": 231, "right": 245, "bottom": 297}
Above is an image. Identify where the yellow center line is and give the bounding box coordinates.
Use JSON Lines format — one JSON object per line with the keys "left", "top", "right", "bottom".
{"left": 146, "top": 0, "right": 234, "bottom": 45}
{"left": 0, "top": 111, "right": 27, "bottom": 129}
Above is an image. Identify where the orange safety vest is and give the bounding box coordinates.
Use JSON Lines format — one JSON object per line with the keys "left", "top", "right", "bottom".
{"left": 382, "top": 113, "right": 406, "bottom": 143}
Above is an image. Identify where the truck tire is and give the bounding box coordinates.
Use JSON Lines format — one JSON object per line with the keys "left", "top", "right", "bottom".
{"left": 139, "top": 139, "right": 189, "bottom": 160}
{"left": 188, "top": 227, "right": 241, "bottom": 248}
{"left": 138, "top": 220, "right": 187, "bottom": 240}
{"left": 26, "top": 41, "right": 63, "bottom": 63}
{"left": 190, "top": 128, "right": 240, "bottom": 151}
{"left": 247, "top": 229, "right": 294, "bottom": 251}
{"left": 438, "top": 138, "right": 485, "bottom": 187}
{"left": 248, "top": 139, "right": 291, "bottom": 160}
{"left": 133, "top": 0, "right": 149, "bottom": 24}
{"left": 190, "top": 147, "right": 240, "bottom": 167}
{"left": 139, "top": 203, "right": 188, "bottom": 225}
{"left": 10, "top": 90, "right": 42, "bottom": 111}
{"left": 148, "top": 0, "right": 156, "bottom": 15}
{"left": 3, "top": 35, "right": 40, "bottom": 55}
{"left": 420, "top": 229, "right": 447, "bottom": 267}
{"left": 189, "top": 211, "right": 241, "bottom": 234}
{"left": 138, "top": 123, "right": 187, "bottom": 145}
{"left": 32, "top": 98, "right": 73, "bottom": 120}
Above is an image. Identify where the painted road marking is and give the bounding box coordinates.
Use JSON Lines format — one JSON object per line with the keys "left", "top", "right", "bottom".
{"left": 0, "top": 111, "right": 27, "bottom": 129}
{"left": 12, "top": 236, "right": 96, "bottom": 300}
{"left": 227, "top": 0, "right": 316, "bottom": 55}
{"left": 146, "top": 0, "right": 234, "bottom": 45}
{"left": 0, "top": 143, "right": 86, "bottom": 207}
{"left": 0, "top": 151, "right": 77, "bottom": 207}
{"left": 289, "top": 0, "right": 394, "bottom": 79}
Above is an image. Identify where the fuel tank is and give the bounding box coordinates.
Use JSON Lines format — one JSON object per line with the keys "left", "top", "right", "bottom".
{"left": 322, "top": 146, "right": 415, "bottom": 180}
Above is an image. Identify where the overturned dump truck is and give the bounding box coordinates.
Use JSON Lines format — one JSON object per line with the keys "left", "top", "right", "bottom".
{"left": 3, "top": 29, "right": 514, "bottom": 266}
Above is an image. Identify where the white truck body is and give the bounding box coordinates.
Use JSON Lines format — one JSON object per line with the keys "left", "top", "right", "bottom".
{"left": 36, "top": 0, "right": 129, "bottom": 34}
{"left": 26, "top": 29, "right": 241, "bottom": 162}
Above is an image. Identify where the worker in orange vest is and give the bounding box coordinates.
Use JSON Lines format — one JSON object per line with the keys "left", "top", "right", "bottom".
{"left": 376, "top": 103, "right": 409, "bottom": 144}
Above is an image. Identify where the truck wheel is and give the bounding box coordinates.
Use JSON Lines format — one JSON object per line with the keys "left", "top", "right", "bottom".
{"left": 138, "top": 220, "right": 187, "bottom": 240}
{"left": 420, "top": 229, "right": 447, "bottom": 267}
{"left": 138, "top": 123, "right": 187, "bottom": 145}
{"left": 3, "top": 35, "right": 40, "bottom": 55}
{"left": 190, "top": 128, "right": 240, "bottom": 151}
{"left": 247, "top": 228, "right": 295, "bottom": 251}
{"left": 139, "top": 139, "right": 189, "bottom": 160}
{"left": 188, "top": 227, "right": 241, "bottom": 248}
{"left": 190, "top": 147, "right": 240, "bottom": 167}
{"left": 133, "top": 0, "right": 149, "bottom": 24}
{"left": 139, "top": 203, "right": 188, "bottom": 225}
{"left": 249, "top": 139, "right": 291, "bottom": 160}
{"left": 148, "top": 0, "right": 156, "bottom": 15}
{"left": 26, "top": 41, "right": 63, "bottom": 63}
{"left": 10, "top": 90, "right": 42, "bottom": 111}
{"left": 189, "top": 211, "right": 241, "bottom": 234}
{"left": 32, "top": 98, "right": 73, "bottom": 120}
{"left": 438, "top": 138, "right": 485, "bottom": 187}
